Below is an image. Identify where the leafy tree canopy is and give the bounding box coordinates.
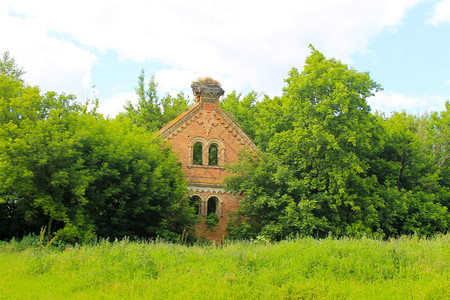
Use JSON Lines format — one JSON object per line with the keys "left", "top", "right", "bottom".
{"left": 0, "top": 56, "right": 196, "bottom": 242}
{"left": 0, "top": 51, "right": 25, "bottom": 80}
{"left": 225, "top": 46, "right": 449, "bottom": 240}
{"left": 122, "top": 70, "right": 193, "bottom": 131}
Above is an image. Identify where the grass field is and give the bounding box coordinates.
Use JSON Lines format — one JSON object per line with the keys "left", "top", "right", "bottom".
{"left": 0, "top": 235, "right": 448, "bottom": 299}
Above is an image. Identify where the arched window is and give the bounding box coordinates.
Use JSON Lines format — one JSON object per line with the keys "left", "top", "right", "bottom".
{"left": 193, "top": 142, "right": 203, "bottom": 165}
{"left": 189, "top": 195, "right": 201, "bottom": 215}
{"left": 208, "top": 143, "right": 218, "bottom": 166}
{"left": 207, "top": 197, "right": 218, "bottom": 215}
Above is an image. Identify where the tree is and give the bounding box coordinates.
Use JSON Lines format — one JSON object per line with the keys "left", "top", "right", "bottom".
{"left": 374, "top": 112, "right": 449, "bottom": 235}
{"left": 123, "top": 70, "right": 191, "bottom": 131}
{"left": 0, "top": 51, "right": 25, "bottom": 80}
{"left": 226, "top": 47, "right": 448, "bottom": 239}
{"left": 429, "top": 102, "right": 450, "bottom": 189}
{"left": 0, "top": 65, "right": 196, "bottom": 242}
{"left": 220, "top": 91, "right": 296, "bottom": 151}
{"left": 220, "top": 91, "right": 259, "bottom": 141}
{"left": 227, "top": 46, "right": 390, "bottom": 239}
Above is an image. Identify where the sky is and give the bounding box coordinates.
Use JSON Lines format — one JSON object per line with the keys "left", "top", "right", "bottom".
{"left": 1, "top": 0, "right": 449, "bottom": 117}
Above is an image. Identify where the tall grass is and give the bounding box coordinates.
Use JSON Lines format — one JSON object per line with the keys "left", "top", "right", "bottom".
{"left": 0, "top": 235, "right": 448, "bottom": 299}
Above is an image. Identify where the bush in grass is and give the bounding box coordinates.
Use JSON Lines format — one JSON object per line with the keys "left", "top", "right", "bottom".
{"left": 205, "top": 213, "right": 219, "bottom": 230}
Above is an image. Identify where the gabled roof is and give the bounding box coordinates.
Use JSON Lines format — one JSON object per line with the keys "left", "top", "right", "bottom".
{"left": 158, "top": 102, "right": 201, "bottom": 138}
{"left": 158, "top": 102, "right": 257, "bottom": 152}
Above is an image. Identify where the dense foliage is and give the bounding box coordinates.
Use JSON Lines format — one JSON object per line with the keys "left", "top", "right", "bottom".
{"left": 0, "top": 54, "right": 195, "bottom": 242}
{"left": 1, "top": 47, "right": 448, "bottom": 243}
{"left": 224, "top": 47, "right": 449, "bottom": 239}
{"left": 122, "top": 70, "right": 192, "bottom": 132}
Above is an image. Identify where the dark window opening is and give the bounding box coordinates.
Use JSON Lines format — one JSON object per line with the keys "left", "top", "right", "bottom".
{"left": 193, "top": 142, "right": 203, "bottom": 165}
{"left": 207, "top": 197, "right": 218, "bottom": 215}
{"left": 208, "top": 143, "right": 218, "bottom": 166}
{"left": 189, "top": 195, "right": 201, "bottom": 215}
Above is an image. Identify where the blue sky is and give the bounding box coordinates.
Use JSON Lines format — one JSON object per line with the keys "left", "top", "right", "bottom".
{"left": 1, "top": 0, "right": 449, "bottom": 116}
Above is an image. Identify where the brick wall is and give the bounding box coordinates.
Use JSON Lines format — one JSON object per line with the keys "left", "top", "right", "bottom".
{"left": 160, "top": 83, "right": 256, "bottom": 241}
{"left": 190, "top": 190, "right": 242, "bottom": 241}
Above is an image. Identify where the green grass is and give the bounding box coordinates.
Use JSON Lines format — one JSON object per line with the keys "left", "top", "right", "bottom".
{"left": 0, "top": 235, "right": 449, "bottom": 299}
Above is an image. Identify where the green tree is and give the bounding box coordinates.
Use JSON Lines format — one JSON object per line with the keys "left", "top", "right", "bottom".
{"left": 0, "top": 51, "right": 25, "bottom": 80}
{"left": 220, "top": 91, "right": 293, "bottom": 151}
{"left": 220, "top": 91, "right": 260, "bottom": 141}
{"left": 160, "top": 92, "right": 191, "bottom": 125}
{"left": 123, "top": 70, "right": 191, "bottom": 131}
{"left": 374, "top": 112, "right": 449, "bottom": 235}
{"left": 429, "top": 102, "right": 450, "bottom": 189}
{"left": 0, "top": 65, "right": 196, "bottom": 242}
{"left": 226, "top": 47, "right": 448, "bottom": 239}
{"left": 226, "top": 46, "right": 390, "bottom": 239}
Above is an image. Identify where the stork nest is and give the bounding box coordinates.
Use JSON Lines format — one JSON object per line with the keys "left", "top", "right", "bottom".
{"left": 191, "top": 77, "right": 224, "bottom": 98}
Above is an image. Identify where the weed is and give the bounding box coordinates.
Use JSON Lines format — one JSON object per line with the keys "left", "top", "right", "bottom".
{"left": 0, "top": 235, "right": 448, "bottom": 299}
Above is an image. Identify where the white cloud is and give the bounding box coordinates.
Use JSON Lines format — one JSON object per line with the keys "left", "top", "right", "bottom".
{"left": 98, "top": 92, "right": 138, "bottom": 117}
{"left": 427, "top": 0, "right": 450, "bottom": 25}
{"left": 155, "top": 69, "right": 201, "bottom": 98}
{"left": 2, "top": 0, "right": 424, "bottom": 111}
{"left": 368, "top": 90, "right": 448, "bottom": 115}
{"left": 0, "top": 5, "right": 96, "bottom": 97}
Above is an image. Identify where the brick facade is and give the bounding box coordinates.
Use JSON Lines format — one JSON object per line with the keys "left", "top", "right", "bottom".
{"left": 159, "top": 81, "right": 256, "bottom": 241}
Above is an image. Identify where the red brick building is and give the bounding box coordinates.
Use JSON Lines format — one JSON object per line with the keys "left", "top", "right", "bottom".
{"left": 159, "top": 80, "right": 256, "bottom": 241}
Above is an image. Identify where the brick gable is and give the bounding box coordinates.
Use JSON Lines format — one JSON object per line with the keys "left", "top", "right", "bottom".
{"left": 159, "top": 81, "right": 256, "bottom": 241}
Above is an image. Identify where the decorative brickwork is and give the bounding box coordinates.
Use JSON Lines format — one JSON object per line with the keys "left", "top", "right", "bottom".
{"left": 159, "top": 80, "right": 256, "bottom": 241}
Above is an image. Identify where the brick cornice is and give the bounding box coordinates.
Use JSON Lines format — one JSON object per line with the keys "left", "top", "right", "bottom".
{"left": 158, "top": 103, "right": 202, "bottom": 139}
{"left": 188, "top": 184, "right": 226, "bottom": 194}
